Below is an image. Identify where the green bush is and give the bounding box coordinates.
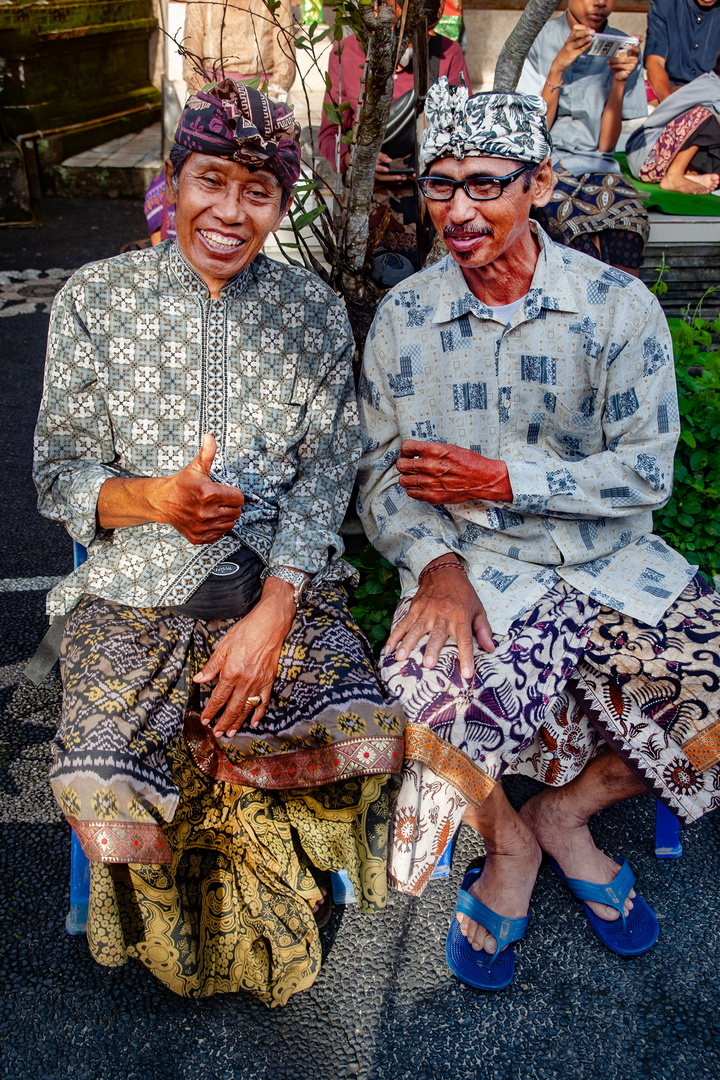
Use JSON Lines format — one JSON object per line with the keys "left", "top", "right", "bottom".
{"left": 654, "top": 307, "right": 720, "bottom": 583}
{"left": 349, "top": 297, "right": 720, "bottom": 650}
{"left": 348, "top": 545, "right": 400, "bottom": 649}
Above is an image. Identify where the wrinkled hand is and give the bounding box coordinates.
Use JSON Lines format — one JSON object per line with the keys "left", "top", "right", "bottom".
{"left": 193, "top": 585, "right": 295, "bottom": 738}
{"left": 153, "top": 434, "right": 244, "bottom": 544}
{"left": 553, "top": 21, "right": 594, "bottom": 73}
{"left": 386, "top": 561, "right": 494, "bottom": 679}
{"left": 396, "top": 439, "right": 513, "bottom": 504}
{"left": 608, "top": 41, "right": 640, "bottom": 83}
{"left": 375, "top": 152, "right": 414, "bottom": 184}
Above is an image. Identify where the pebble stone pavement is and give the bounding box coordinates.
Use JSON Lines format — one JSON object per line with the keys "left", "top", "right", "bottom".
{"left": 1, "top": 199, "right": 720, "bottom": 1080}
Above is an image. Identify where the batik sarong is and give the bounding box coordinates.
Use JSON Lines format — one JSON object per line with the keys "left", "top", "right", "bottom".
{"left": 638, "top": 106, "right": 716, "bottom": 184}
{"left": 53, "top": 584, "right": 405, "bottom": 1004}
{"left": 143, "top": 169, "right": 176, "bottom": 240}
{"left": 542, "top": 165, "right": 649, "bottom": 267}
{"left": 380, "top": 575, "right": 720, "bottom": 896}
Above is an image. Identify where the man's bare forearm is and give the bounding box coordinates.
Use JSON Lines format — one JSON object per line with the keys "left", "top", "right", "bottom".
{"left": 646, "top": 56, "right": 672, "bottom": 102}
{"left": 96, "top": 475, "right": 165, "bottom": 529}
{"left": 598, "top": 80, "right": 624, "bottom": 153}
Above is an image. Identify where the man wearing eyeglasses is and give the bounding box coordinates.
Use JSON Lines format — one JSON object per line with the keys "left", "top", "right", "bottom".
{"left": 357, "top": 79, "right": 720, "bottom": 991}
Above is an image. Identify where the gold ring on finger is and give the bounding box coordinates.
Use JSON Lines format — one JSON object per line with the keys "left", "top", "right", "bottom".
{"left": 245, "top": 696, "right": 262, "bottom": 708}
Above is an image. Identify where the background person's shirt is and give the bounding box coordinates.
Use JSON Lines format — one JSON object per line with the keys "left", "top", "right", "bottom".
{"left": 646, "top": 0, "right": 720, "bottom": 86}
{"left": 34, "top": 244, "right": 359, "bottom": 618}
{"left": 318, "top": 33, "right": 470, "bottom": 172}
{"left": 357, "top": 226, "right": 694, "bottom": 636}
{"left": 517, "top": 15, "right": 647, "bottom": 175}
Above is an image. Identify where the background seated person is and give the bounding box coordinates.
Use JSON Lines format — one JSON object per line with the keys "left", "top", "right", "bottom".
{"left": 318, "top": 0, "right": 470, "bottom": 271}
{"left": 645, "top": 0, "right": 720, "bottom": 103}
{"left": 516, "top": 0, "right": 648, "bottom": 275}
{"left": 357, "top": 79, "right": 720, "bottom": 992}
{"left": 33, "top": 81, "right": 405, "bottom": 1008}
{"left": 626, "top": 64, "right": 720, "bottom": 194}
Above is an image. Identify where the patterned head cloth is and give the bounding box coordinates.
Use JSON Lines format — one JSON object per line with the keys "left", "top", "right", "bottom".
{"left": 420, "top": 77, "right": 551, "bottom": 170}
{"left": 175, "top": 79, "right": 302, "bottom": 188}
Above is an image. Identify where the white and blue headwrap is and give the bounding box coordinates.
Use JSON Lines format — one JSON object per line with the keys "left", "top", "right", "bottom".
{"left": 420, "top": 77, "right": 551, "bottom": 170}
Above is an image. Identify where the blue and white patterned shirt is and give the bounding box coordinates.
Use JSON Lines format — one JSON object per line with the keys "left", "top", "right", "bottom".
{"left": 34, "top": 243, "right": 359, "bottom": 618}
{"left": 357, "top": 227, "right": 695, "bottom": 635}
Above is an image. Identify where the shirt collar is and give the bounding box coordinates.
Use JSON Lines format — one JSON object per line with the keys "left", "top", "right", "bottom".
{"left": 167, "top": 241, "right": 251, "bottom": 301}
{"left": 432, "top": 223, "right": 579, "bottom": 325}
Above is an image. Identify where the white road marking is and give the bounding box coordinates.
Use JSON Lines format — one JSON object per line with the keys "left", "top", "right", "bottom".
{"left": 0, "top": 576, "right": 64, "bottom": 593}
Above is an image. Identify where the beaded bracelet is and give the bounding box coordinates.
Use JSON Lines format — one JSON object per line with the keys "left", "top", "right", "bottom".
{"left": 418, "top": 559, "right": 468, "bottom": 585}
{"left": 545, "top": 77, "right": 564, "bottom": 92}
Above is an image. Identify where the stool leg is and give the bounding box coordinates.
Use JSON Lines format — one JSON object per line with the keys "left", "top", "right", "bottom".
{"left": 429, "top": 830, "right": 457, "bottom": 881}
{"left": 655, "top": 798, "right": 683, "bottom": 859}
{"left": 66, "top": 830, "right": 90, "bottom": 934}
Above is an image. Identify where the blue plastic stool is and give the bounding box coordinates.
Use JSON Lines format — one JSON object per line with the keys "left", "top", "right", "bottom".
{"left": 654, "top": 798, "right": 683, "bottom": 858}
{"left": 65, "top": 541, "right": 92, "bottom": 934}
{"left": 330, "top": 831, "right": 457, "bottom": 905}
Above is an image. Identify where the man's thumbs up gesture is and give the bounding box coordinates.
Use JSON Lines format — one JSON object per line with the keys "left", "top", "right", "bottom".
{"left": 96, "top": 433, "right": 244, "bottom": 544}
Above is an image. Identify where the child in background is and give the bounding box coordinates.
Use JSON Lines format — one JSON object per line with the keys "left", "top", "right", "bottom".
{"left": 517, "top": 0, "right": 648, "bottom": 274}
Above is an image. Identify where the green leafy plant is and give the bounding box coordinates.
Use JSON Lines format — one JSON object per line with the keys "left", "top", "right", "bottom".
{"left": 654, "top": 296, "right": 720, "bottom": 584}
{"left": 348, "top": 545, "right": 400, "bottom": 649}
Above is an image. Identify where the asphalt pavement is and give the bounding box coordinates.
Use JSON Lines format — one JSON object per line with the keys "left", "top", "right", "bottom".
{"left": 1, "top": 199, "right": 719, "bottom": 1080}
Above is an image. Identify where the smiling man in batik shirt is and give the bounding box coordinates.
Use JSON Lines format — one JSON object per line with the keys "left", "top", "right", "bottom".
{"left": 33, "top": 81, "right": 404, "bottom": 1007}
{"left": 358, "top": 78, "right": 720, "bottom": 991}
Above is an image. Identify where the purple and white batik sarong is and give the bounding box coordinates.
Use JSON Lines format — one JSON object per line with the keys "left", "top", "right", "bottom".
{"left": 380, "top": 576, "right": 720, "bottom": 896}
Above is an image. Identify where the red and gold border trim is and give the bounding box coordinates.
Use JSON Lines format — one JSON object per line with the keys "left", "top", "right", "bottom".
{"left": 682, "top": 718, "right": 720, "bottom": 773}
{"left": 184, "top": 711, "right": 404, "bottom": 789}
{"left": 404, "top": 724, "right": 495, "bottom": 808}
{"left": 68, "top": 816, "right": 171, "bottom": 864}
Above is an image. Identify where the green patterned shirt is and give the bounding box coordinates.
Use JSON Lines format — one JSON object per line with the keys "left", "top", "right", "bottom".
{"left": 34, "top": 242, "right": 359, "bottom": 618}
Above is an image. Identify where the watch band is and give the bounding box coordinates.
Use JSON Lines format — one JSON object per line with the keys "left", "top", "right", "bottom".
{"left": 262, "top": 566, "right": 310, "bottom": 606}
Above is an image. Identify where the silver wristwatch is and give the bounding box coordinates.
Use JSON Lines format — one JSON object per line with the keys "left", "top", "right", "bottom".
{"left": 262, "top": 566, "right": 311, "bottom": 606}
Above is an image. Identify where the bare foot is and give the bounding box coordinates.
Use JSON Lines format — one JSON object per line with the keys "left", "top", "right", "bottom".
{"left": 660, "top": 170, "right": 713, "bottom": 195}
{"left": 520, "top": 791, "right": 635, "bottom": 923}
{"left": 686, "top": 170, "right": 719, "bottom": 192}
{"left": 456, "top": 829, "right": 542, "bottom": 956}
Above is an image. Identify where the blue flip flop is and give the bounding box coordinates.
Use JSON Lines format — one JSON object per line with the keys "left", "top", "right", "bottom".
{"left": 550, "top": 857, "right": 659, "bottom": 957}
{"left": 445, "top": 866, "right": 529, "bottom": 991}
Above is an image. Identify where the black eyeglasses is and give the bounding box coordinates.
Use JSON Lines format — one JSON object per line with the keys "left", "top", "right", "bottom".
{"left": 417, "top": 164, "right": 528, "bottom": 202}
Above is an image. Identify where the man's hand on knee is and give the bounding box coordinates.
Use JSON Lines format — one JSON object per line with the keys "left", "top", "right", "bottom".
{"left": 193, "top": 585, "right": 296, "bottom": 737}
{"left": 386, "top": 558, "right": 495, "bottom": 679}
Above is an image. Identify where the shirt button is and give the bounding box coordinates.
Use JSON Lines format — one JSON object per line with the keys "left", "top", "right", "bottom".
{"left": 502, "top": 398, "right": 511, "bottom": 408}
{"left": 697, "top": 14, "right": 702, "bottom": 21}
{"left": 693, "top": 43, "right": 699, "bottom": 50}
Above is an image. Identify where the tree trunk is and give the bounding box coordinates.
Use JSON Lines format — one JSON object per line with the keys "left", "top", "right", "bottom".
{"left": 493, "top": 0, "right": 560, "bottom": 91}
{"left": 338, "top": 0, "right": 426, "bottom": 348}
{"left": 412, "top": 17, "right": 431, "bottom": 269}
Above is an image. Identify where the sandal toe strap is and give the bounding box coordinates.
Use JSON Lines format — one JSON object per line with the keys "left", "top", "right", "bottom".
{"left": 552, "top": 858, "right": 635, "bottom": 927}
{"left": 455, "top": 889, "right": 528, "bottom": 966}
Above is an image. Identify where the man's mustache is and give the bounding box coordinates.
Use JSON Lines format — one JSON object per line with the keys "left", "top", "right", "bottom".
{"left": 443, "top": 225, "right": 494, "bottom": 238}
